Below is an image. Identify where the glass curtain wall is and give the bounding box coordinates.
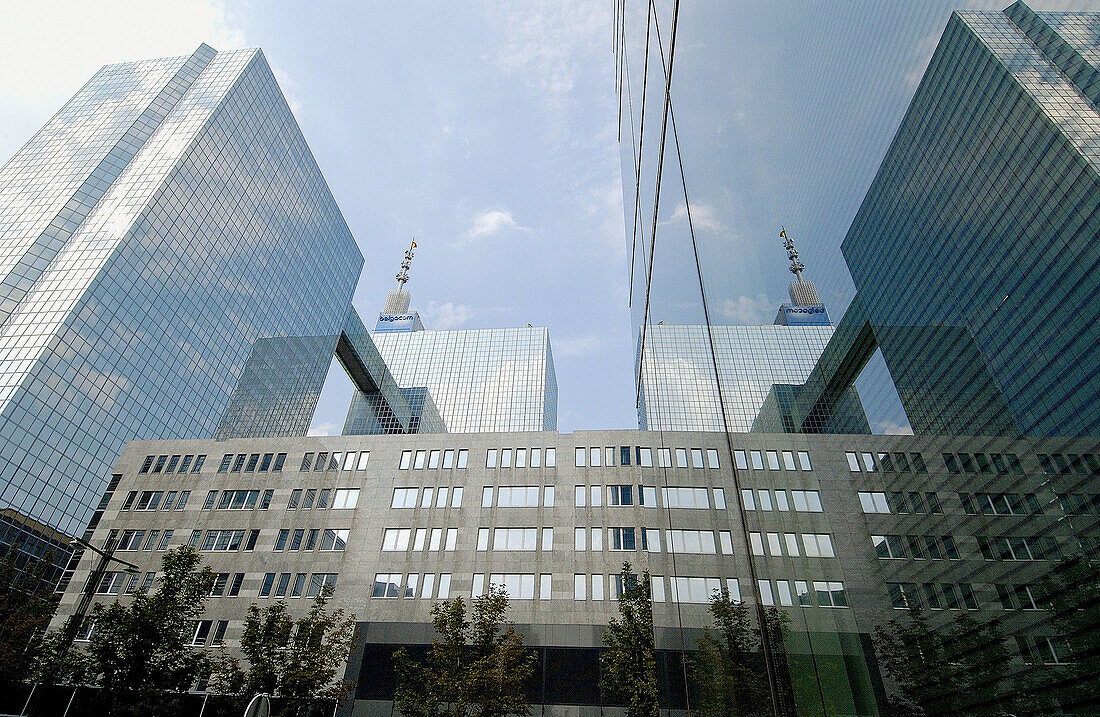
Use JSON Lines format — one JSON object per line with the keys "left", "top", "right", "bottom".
{"left": 615, "top": 1, "right": 1100, "bottom": 715}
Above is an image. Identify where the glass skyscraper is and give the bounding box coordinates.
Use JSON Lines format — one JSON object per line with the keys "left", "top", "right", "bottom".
{"left": 808, "top": 3, "right": 1100, "bottom": 437}
{"left": 0, "top": 45, "right": 364, "bottom": 558}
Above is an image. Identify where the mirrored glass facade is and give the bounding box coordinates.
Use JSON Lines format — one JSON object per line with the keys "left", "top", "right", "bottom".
{"left": 362, "top": 327, "right": 557, "bottom": 433}
{"left": 617, "top": 1, "right": 1100, "bottom": 714}
{"left": 0, "top": 45, "right": 363, "bottom": 554}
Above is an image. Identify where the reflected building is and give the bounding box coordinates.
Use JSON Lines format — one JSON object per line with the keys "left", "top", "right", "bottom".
{"left": 797, "top": 2, "right": 1100, "bottom": 437}
{"left": 0, "top": 45, "right": 428, "bottom": 573}
{"left": 637, "top": 235, "right": 869, "bottom": 434}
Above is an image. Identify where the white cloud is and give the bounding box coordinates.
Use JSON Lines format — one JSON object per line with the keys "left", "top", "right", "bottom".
{"left": 422, "top": 301, "right": 473, "bottom": 330}
{"left": 270, "top": 64, "right": 304, "bottom": 116}
{"left": 307, "top": 421, "right": 340, "bottom": 437}
{"left": 668, "top": 202, "right": 725, "bottom": 233}
{"left": 554, "top": 333, "right": 601, "bottom": 358}
{"left": 461, "top": 209, "right": 531, "bottom": 242}
{"left": 719, "top": 294, "right": 774, "bottom": 325}
{"left": 874, "top": 420, "right": 914, "bottom": 436}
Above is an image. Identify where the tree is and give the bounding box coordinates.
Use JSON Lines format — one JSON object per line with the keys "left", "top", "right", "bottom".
{"left": 217, "top": 585, "right": 356, "bottom": 713}
{"left": 600, "top": 562, "right": 658, "bottom": 717}
{"left": 84, "top": 546, "right": 215, "bottom": 717}
{"left": 394, "top": 584, "right": 536, "bottom": 717}
{"left": 1030, "top": 553, "right": 1100, "bottom": 712}
{"left": 691, "top": 589, "right": 790, "bottom": 717}
{"left": 874, "top": 606, "right": 1015, "bottom": 717}
{"left": 0, "top": 544, "right": 60, "bottom": 690}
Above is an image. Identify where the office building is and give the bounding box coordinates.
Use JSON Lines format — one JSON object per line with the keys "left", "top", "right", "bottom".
{"left": 0, "top": 45, "right": 427, "bottom": 573}
{"left": 796, "top": 2, "right": 1100, "bottom": 437}
{"left": 50, "top": 430, "right": 1100, "bottom": 716}
{"left": 346, "top": 252, "right": 557, "bottom": 434}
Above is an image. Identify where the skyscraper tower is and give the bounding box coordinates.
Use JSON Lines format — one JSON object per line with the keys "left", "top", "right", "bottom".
{"left": 0, "top": 45, "right": 365, "bottom": 559}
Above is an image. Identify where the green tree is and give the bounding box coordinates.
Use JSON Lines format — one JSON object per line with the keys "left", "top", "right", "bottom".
{"left": 0, "top": 544, "right": 60, "bottom": 689}
{"left": 601, "top": 562, "right": 658, "bottom": 717}
{"left": 85, "top": 546, "right": 215, "bottom": 717}
{"left": 874, "top": 606, "right": 1015, "bottom": 717}
{"left": 1031, "top": 553, "right": 1100, "bottom": 713}
{"left": 691, "top": 590, "right": 790, "bottom": 717}
{"left": 218, "top": 585, "right": 355, "bottom": 713}
{"left": 394, "top": 584, "right": 536, "bottom": 717}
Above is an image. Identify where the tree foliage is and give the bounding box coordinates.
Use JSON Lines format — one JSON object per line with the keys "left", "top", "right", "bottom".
{"left": 600, "top": 562, "right": 658, "bottom": 717}
{"left": 691, "top": 590, "right": 791, "bottom": 717}
{"left": 1030, "top": 553, "right": 1100, "bottom": 712}
{"left": 0, "top": 544, "right": 60, "bottom": 689}
{"left": 394, "top": 584, "right": 536, "bottom": 717}
{"left": 216, "top": 585, "right": 356, "bottom": 712}
{"left": 84, "top": 546, "right": 215, "bottom": 716}
{"left": 874, "top": 606, "right": 1015, "bottom": 717}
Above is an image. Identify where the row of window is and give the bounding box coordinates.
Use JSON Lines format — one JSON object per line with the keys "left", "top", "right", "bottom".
{"left": 888, "top": 582, "right": 979, "bottom": 611}
{"left": 258, "top": 572, "right": 338, "bottom": 598}
{"left": 138, "top": 454, "right": 207, "bottom": 475}
{"left": 857, "top": 491, "right": 944, "bottom": 515}
{"left": 121, "top": 490, "right": 190, "bottom": 511}
{"left": 760, "top": 579, "right": 847, "bottom": 608}
{"left": 575, "top": 485, "right": 723, "bottom": 509}
{"left": 377, "top": 527, "right": 459, "bottom": 552}
{"left": 741, "top": 489, "right": 823, "bottom": 512}
{"left": 209, "top": 572, "right": 245, "bottom": 597}
{"left": 749, "top": 532, "right": 835, "bottom": 558}
{"left": 397, "top": 449, "right": 469, "bottom": 470}
{"left": 734, "top": 450, "right": 813, "bottom": 472}
{"left": 995, "top": 583, "right": 1045, "bottom": 611}
{"left": 977, "top": 535, "right": 1063, "bottom": 562}
{"left": 189, "top": 529, "right": 259, "bottom": 552}
{"left": 201, "top": 489, "right": 272, "bottom": 511}
{"left": 95, "top": 570, "right": 156, "bottom": 595}
{"left": 485, "top": 448, "right": 557, "bottom": 469}
{"left": 217, "top": 453, "right": 287, "bottom": 473}
{"left": 872, "top": 534, "right": 961, "bottom": 560}
{"left": 1059, "top": 493, "right": 1100, "bottom": 515}
{"left": 300, "top": 451, "right": 368, "bottom": 472}
{"left": 960, "top": 492, "right": 1042, "bottom": 516}
{"left": 271, "top": 528, "right": 347, "bottom": 552}
{"left": 1037, "top": 453, "right": 1100, "bottom": 475}
{"left": 391, "top": 487, "right": 461, "bottom": 509}
{"left": 288, "top": 488, "right": 359, "bottom": 510}
{"left": 372, "top": 572, "right": 451, "bottom": 599}
{"left": 117, "top": 529, "right": 173, "bottom": 551}
{"left": 942, "top": 452, "right": 1023, "bottom": 475}
{"left": 847, "top": 451, "right": 929, "bottom": 473}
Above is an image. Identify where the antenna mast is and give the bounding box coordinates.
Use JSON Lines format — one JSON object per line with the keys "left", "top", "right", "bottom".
{"left": 396, "top": 238, "right": 416, "bottom": 290}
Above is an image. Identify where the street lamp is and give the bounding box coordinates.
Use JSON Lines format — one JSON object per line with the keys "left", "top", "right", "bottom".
{"left": 55, "top": 534, "right": 140, "bottom": 663}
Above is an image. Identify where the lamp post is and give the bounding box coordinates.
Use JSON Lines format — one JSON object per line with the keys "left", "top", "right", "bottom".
{"left": 55, "top": 534, "right": 140, "bottom": 663}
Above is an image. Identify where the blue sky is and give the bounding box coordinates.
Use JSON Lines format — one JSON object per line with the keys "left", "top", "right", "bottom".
{"left": 0, "top": 0, "right": 1091, "bottom": 435}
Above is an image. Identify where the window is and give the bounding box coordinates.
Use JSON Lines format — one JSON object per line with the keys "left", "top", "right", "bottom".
{"left": 640, "top": 486, "right": 658, "bottom": 506}
{"left": 749, "top": 532, "right": 764, "bottom": 555}
{"left": 858, "top": 491, "right": 890, "bottom": 513}
{"left": 332, "top": 488, "right": 359, "bottom": 509}
{"left": 544, "top": 486, "right": 554, "bottom": 506}
{"left": 741, "top": 489, "right": 756, "bottom": 510}
{"left": 791, "top": 490, "right": 823, "bottom": 512}
{"left": 670, "top": 577, "right": 722, "bottom": 604}
{"left": 488, "top": 574, "right": 536, "bottom": 600}
{"left": 590, "top": 527, "right": 603, "bottom": 551}
{"left": 531, "top": 449, "right": 542, "bottom": 468}
{"left": 574, "top": 527, "right": 586, "bottom": 551}
{"left": 189, "top": 621, "right": 212, "bottom": 646}
{"left": 543, "top": 448, "right": 555, "bottom": 467}
{"left": 719, "top": 531, "right": 733, "bottom": 554}
{"left": 676, "top": 449, "right": 688, "bottom": 467}
{"left": 815, "top": 581, "right": 848, "bottom": 607}
{"left": 218, "top": 454, "right": 233, "bottom": 473}
{"left": 497, "top": 486, "right": 540, "bottom": 507}
{"left": 287, "top": 489, "right": 302, "bottom": 510}
{"left": 609, "top": 485, "right": 633, "bottom": 506}
{"left": 314, "top": 452, "right": 328, "bottom": 472}
{"left": 493, "top": 527, "right": 537, "bottom": 550}
{"left": 750, "top": 451, "right": 764, "bottom": 470}
{"left": 274, "top": 530, "right": 289, "bottom": 551}
{"left": 574, "top": 574, "right": 586, "bottom": 600}
{"left": 661, "top": 487, "right": 709, "bottom": 508}
{"left": 781, "top": 451, "right": 796, "bottom": 470}
{"left": 707, "top": 449, "right": 720, "bottom": 468}
{"left": 734, "top": 450, "right": 748, "bottom": 469}
{"left": 482, "top": 487, "right": 494, "bottom": 507}
{"left": 540, "top": 574, "right": 552, "bottom": 600}
{"left": 846, "top": 452, "right": 861, "bottom": 471}
{"left": 609, "top": 527, "right": 636, "bottom": 551}
{"left": 758, "top": 490, "right": 773, "bottom": 511}
{"left": 422, "top": 488, "right": 434, "bottom": 508}
{"left": 691, "top": 449, "right": 705, "bottom": 468}
{"left": 659, "top": 448, "right": 672, "bottom": 467}
{"left": 477, "top": 528, "right": 490, "bottom": 551}
{"left": 391, "top": 488, "right": 417, "bottom": 508}
{"left": 590, "top": 447, "right": 601, "bottom": 467}
{"left": 443, "top": 450, "right": 455, "bottom": 469}
{"left": 411, "top": 451, "right": 425, "bottom": 470}
{"left": 445, "top": 528, "right": 457, "bottom": 551}
{"left": 273, "top": 453, "right": 286, "bottom": 471}
{"left": 575, "top": 485, "right": 586, "bottom": 507}
{"left": 373, "top": 574, "right": 401, "bottom": 598}
{"left": 452, "top": 487, "right": 463, "bottom": 507}
{"left": 245, "top": 454, "right": 259, "bottom": 472}
{"left": 802, "top": 534, "right": 835, "bottom": 558}
{"left": 541, "top": 527, "right": 553, "bottom": 550}
{"left": 203, "top": 491, "right": 218, "bottom": 510}
{"left": 667, "top": 530, "right": 717, "bottom": 554}
{"left": 766, "top": 451, "right": 780, "bottom": 470}
{"left": 232, "top": 454, "right": 246, "bottom": 472}
{"left": 259, "top": 573, "right": 275, "bottom": 597}
{"left": 457, "top": 450, "right": 469, "bottom": 469}
{"left": 428, "top": 450, "right": 440, "bottom": 469}
{"left": 300, "top": 453, "right": 314, "bottom": 471}
{"left": 274, "top": 573, "right": 291, "bottom": 597}
{"left": 321, "top": 529, "right": 348, "bottom": 551}
{"left": 316, "top": 489, "right": 330, "bottom": 509}
{"left": 592, "top": 574, "right": 604, "bottom": 601}
{"left": 515, "top": 448, "right": 526, "bottom": 467}
{"left": 157, "top": 531, "right": 173, "bottom": 551}
{"left": 382, "top": 529, "right": 411, "bottom": 551}
{"left": 590, "top": 485, "right": 602, "bottom": 506}
{"left": 620, "top": 446, "right": 631, "bottom": 466}
{"left": 291, "top": 574, "right": 307, "bottom": 598}
{"left": 575, "top": 448, "right": 586, "bottom": 467}
{"left": 343, "top": 452, "right": 356, "bottom": 470}
{"left": 399, "top": 451, "right": 412, "bottom": 470}
{"left": 121, "top": 491, "right": 137, "bottom": 510}
{"left": 798, "top": 451, "right": 812, "bottom": 470}
{"left": 307, "top": 573, "right": 339, "bottom": 598}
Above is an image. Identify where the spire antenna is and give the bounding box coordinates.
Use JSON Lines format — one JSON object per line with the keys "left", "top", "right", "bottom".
{"left": 780, "top": 228, "right": 821, "bottom": 307}
{"left": 396, "top": 238, "right": 416, "bottom": 290}
{"left": 780, "top": 227, "right": 805, "bottom": 281}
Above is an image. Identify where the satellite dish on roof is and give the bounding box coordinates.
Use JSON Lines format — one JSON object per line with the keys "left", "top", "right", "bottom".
{"left": 243, "top": 694, "right": 271, "bottom": 717}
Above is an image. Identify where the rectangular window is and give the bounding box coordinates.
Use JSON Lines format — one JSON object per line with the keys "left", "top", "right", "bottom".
{"left": 858, "top": 491, "right": 890, "bottom": 513}
{"left": 540, "top": 574, "right": 551, "bottom": 600}
{"left": 321, "top": 529, "right": 349, "bottom": 551}
{"left": 590, "top": 447, "right": 601, "bottom": 467}
{"left": 574, "top": 527, "right": 586, "bottom": 551}
{"left": 343, "top": 452, "right": 356, "bottom": 470}
{"left": 501, "top": 449, "right": 513, "bottom": 468}
{"left": 436, "top": 487, "right": 449, "bottom": 508}
{"left": 575, "top": 448, "right": 586, "bottom": 467}
{"left": 457, "top": 450, "right": 469, "bottom": 468}
{"left": 667, "top": 530, "right": 717, "bottom": 554}
{"left": 590, "top": 485, "right": 602, "bottom": 506}
{"left": 734, "top": 450, "right": 748, "bottom": 469}
{"left": 482, "top": 487, "right": 493, "bottom": 507}
{"left": 750, "top": 451, "right": 764, "bottom": 470}
{"left": 373, "top": 574, "right": 401, "bottom": 598}
{"left": 758, "top": 490, "right": 773, "bottom": 511}
{"left": 414, "top": 450, "right": 426, "bottom": 469}
{"left": 287, "top": 490, "right": 302, "bottom": 510}
{"left": 422, "top": 573, "right": 436, "bottom": 599}
{"left": 542, "top": 527, "right": 553, "bottom": 550}
{"left": 515, "top": 448, "right": 526, "bottom": 467}
{"left": 382, "top": 529, "right": 411, "bottom": 551}
{"left": 442, "top": 449, "right": 455, "bottom": 468}
{"left": 400, "top": 451, "right": 412, "bottom": 470}
{"left": 676, "top": 449, "right": 688, "bottom": 468}
{"left": 293, "top": 573, "right": 308, "bottom": 597}
{"left": 741, "top": 489, "right": 756, "bottom": 510}
{"left": 659, "top": 448, "right": 672, "bottom": 467}
{"left": 260, "top": 573, "right": 275, "bottom": 597}
{"left": 544, "top": 448, "right": 555, "bottom": 467}
{"left": 300, "top": 453, "right": 314, "bottom": 471}
{"left": 489, "top": 574, "right": 536, "bottom": 600}
{"left": 544, "top": 486, "right": 554, "bottom": 507}
{"left": 691, "top": 449, "right": 705, "bottom": 468}
{"left": 272, "top": 453, "right": 286, "bottom": 471}
{"left": 574, "top": 574, "right": 586, "bottom": 600}
{"left": 661, "top": 487, "right": 709, "bottom": 508}
{"left": 314, "top": 452, "right": 328, "bottom": 472}
{"left": 332, "top": 488, "right": 359, "bottom": 509}
{"left": 609, "top": 485, "right": 633, "bottom": 506}
{"left": 669, "top": 577, "right": 722, "bottom": 604}
{"left": 531, "top": 449, "right": 541, "bottom": 468}
{"left": 492, "top": 527, "right": 538, "bottom": 551}
{"left": 575, "top": 485, "right": 586, "bottom": 507}
{"left": 707, "top": 449, "right": 720, "bottom": 468}
{"left": 427, "top": 450, "right": 440, "bottom": 469}
{"left": 640, "top": 486, "right": 658, "bottom": 506}
{"left": 391, "top": 488, "right": 418, "bottom": 509}
{"left": 274, "top": 573, "right": 291, "bottom": 597}
{"left": 609, "top": 527, "right": 636, "bottom": 551}
{"left": 591, "top": 574, "right": 605, "bottom": 601}
{"left": 245, "top": 454, "right": 259, "bottom": 472}
{"left": 445, "top": 529, "right": 457, "bottom": 551}
{"left": 590, "top": 527, "right": 603, "bottom": 551}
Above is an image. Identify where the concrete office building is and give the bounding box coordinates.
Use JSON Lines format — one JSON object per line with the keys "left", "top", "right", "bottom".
{"left": 0, "top": 45, "right": 433, "bottom": 576}
{"left": 53, "top": 430, "right": 1100, "bottom": 715}
{"left": 796, "top": 2, "right": 1100, "bottom": 437}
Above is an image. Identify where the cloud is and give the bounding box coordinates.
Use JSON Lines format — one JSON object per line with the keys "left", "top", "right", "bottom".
{"left": 422, "top": 301, "right": 473, "bottom": 330}
{"left": 554, "top": 333, "right": 601, "bottom": 358}
{"left": 874, "top": 420, "right": 914, "bottom": 436}
{"left": 719, "top": 294, "right": 774, "bottom": 325}
{"left": 307, "top": 421, "right": 340, "bottom": 437}
{"left": 461, "top": 209, "right": 531, "bottom": 242}
{"left": 668, "top": 203, "right": 725, "bottom": 233}
{"left": 270, "top": 64, "right": 303, "bottom": 116}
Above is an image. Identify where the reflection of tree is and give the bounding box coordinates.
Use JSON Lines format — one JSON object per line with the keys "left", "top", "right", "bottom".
{"left": 1030, "top": 554, "right": 1100, "bottom": 713}
{"left": 874, "top": 607, "right": 1015, "bottom": 716}
{"left": 691, "top": 589, "right": 793, "bottom": 717}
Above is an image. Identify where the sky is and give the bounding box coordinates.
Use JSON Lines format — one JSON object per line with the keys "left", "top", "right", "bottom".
{"left": 0, "top": 0, "right": 1092, "bottom": 436}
